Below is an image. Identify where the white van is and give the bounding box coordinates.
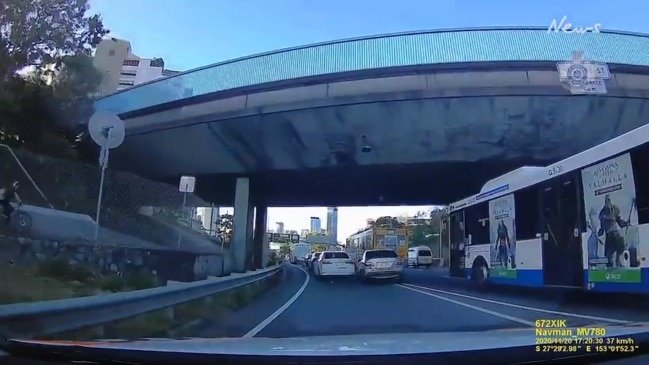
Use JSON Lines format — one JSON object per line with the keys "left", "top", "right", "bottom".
{"left": 408, "top": 246, "right": 433, "bottom": 268}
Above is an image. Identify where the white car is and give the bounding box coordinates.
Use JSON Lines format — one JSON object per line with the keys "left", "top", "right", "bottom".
{"left": 314, "top": 251, "right": 355, "bottom": 277}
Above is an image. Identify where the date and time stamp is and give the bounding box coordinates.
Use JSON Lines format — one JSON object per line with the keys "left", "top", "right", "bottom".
{"left": 534, "top": 319, "right": 639, "bottom": 353}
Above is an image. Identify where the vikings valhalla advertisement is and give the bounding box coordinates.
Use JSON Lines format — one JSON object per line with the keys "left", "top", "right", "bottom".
{"left": 581, "top": 153, "right": 642, "bottom": 283}
{"left": 489, "top": 194, "right": 517, "bottom": 278}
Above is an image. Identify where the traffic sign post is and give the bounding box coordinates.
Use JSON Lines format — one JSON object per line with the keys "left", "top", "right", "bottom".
{"left": 88, "top": 111, "right": 125, "bottom": 242}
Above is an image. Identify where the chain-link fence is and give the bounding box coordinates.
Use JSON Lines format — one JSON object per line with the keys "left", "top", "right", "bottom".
{"left": 0, "top": 144, "right": 222, "bottom": 254}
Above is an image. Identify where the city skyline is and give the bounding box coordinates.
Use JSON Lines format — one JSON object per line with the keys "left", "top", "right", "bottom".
{"left": 218, "top": 206, "right": 435, "bottom": 241}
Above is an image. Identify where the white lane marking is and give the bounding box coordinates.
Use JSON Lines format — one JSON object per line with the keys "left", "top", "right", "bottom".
{"left": 396, "top": 284, "right": 534, "bottom": 326}
{"left": 243, "top": 264, "right": 310, "bottom": 338}
{"left": 401, "top": 283, "right": 631, "bottom": 324}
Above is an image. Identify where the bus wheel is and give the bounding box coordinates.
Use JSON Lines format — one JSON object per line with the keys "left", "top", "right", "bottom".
{"left": 472, "top": 259, "right": 488, "bottom": 286}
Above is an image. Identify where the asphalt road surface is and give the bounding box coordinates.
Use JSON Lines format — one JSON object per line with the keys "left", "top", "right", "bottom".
{"left": 5, "top": 265, "right": 649, "bottom": 365}
{"left": 190, "top": 264, "right": 649, "bottom": 339}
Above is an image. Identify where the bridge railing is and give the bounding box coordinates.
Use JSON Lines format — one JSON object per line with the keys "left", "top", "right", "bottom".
{"left": 0, "top": 265, "right": 282, "bottom": 339}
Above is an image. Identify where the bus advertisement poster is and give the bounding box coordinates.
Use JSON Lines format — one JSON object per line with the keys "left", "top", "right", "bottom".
{"left": 489, "top": 194, "right": 517, "bottom": 278}
{"left": 581, "top": 153, "right": 642, "bottom": 283}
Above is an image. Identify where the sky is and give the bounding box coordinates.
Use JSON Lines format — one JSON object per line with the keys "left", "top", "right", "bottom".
{"left": 87, "top": 0, "right": 648, "bottom": 240}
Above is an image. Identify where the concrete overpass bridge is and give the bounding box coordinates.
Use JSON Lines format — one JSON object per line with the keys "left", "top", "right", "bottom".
{"left": 93, "top": 27, "right": 649, "bottom": 272}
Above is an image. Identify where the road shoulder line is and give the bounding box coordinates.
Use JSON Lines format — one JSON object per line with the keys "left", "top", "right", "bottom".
{"left": 242, "top": 264, "right": 310, "bottom": 338}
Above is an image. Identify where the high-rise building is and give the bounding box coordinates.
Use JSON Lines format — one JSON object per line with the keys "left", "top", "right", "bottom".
{"left": 326, "top": 207, "right": 338, "bottom": 244}
{"left": 92, "top": 38, "right": 183, "bottom": 95}
{"left": 276, "top": 222, "right": 285, "bottom": 234}
{"left": 310, "top": 217, "right": 321, "bottom": 233}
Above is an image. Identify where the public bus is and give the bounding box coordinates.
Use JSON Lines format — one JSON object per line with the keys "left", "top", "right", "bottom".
{"left": 448, "top": 122, "right": 649, "bottom": 294}
{"left": 345, "top": 227, "right": 409, "bottom": 260}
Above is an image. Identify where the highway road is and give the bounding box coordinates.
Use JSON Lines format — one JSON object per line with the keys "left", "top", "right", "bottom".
{"left": 189, "top": 264, "right": 649, "bottom": 339}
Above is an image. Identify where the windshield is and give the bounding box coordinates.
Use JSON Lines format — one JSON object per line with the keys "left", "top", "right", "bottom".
{"left": 2, "top": 1, "right": 648, "bottom": 364}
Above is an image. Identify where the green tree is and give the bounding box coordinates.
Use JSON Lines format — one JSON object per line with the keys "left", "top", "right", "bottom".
{"left": 0, "top": 0, "right": 108, "bottom": 160}
{"left": 0, "top": 0, "right": 109, "bottom": 80}
{"left": 408, "top": 224, "right": 432, "bottom": 247}
{"left": 217, "top": 213, "right": 234, "bottom": 246}
{"left": 279, "top": 244, "right": 291, "bottom": 256}
{"left": 406, "top": 211, "right": 434, "bottom": 247}
{"left": 312, "top": 244, "right": 327, "bottom": 252}
{"left": 371, "top": 216, "right": 405, "bottom": 229}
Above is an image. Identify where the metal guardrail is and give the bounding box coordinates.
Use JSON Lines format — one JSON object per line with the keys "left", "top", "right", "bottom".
{"left": 0, "top": 265, "right": 282, "bottom": 339}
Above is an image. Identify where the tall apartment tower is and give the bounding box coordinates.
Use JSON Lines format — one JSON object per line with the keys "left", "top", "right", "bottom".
{"left": 326, "top": 207, "right": 338, "bottom": 244}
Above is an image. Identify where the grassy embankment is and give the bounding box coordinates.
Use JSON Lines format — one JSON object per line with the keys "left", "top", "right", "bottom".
{"left": 1, "top": 257, "right": 280, "bottom": 340}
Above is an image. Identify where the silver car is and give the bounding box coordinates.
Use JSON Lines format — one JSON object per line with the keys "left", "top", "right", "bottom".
{"left": 356, "top": 249, "right": 404, "bottom": 283}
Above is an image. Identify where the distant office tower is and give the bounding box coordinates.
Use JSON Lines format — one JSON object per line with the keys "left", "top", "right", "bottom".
{"left": 310, "top": 217, "right": 321, "bottom": 233}
{"left": 276, "top": 222, "right": 285, "bottom": 234}
{"left": 326, "top": 207, "right": 338, "bottom": 244}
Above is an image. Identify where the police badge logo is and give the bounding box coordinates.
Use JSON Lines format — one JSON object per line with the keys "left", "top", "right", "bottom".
{"left": 556, "top": 51, "right": 611, "bottom": 95}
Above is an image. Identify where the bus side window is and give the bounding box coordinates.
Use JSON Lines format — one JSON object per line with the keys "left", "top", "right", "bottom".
{"left": 631, "top": 145, "right": 649, "bottom": 224}
{"left": 515, "top": 187, "right": 540, "bottom": 240}
{"left": 465, "top": 202, "right": 489, "bottom": 245}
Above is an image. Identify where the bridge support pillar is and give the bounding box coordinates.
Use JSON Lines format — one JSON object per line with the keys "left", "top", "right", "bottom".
{"left": 253, "top": 205, "right": 268, "bottom": 269}
{"left": 232, "top": 177, "right": 253, "bottom": 273}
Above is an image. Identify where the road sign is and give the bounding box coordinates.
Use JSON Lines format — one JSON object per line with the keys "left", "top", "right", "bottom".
{"left": 270, "top": 233, "right": 300, "bottom": 243}
{"left": 178, "top": 176, "right": 196, "bottom": 193}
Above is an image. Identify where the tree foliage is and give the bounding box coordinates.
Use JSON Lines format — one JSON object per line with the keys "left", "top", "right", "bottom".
{"left": 279, "top": 244, "right": 291, "bottom": 256}
{"left": 217, "top": 213, "right": 234, "bottom": 246}
{"left": 1, "top": 0, "right": 108, "bottom": 79}
{"left": 371, "top": 216, "right": 405, "bottom": 229}
{"left": 311, "top": 244, "right": 327, "bottom": 252}
{"left": 409, "top": 208, "right": 449, "bottom": 248}
{"left": 0, "top": 0, "right": 108, "bottom": 161}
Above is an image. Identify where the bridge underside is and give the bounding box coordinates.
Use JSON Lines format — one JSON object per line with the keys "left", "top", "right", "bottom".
{"left": 113, "top": 94, "right": 649, "bottom": 206}
{"left": 186, "top": 160, "right": 535, "bottom": 206}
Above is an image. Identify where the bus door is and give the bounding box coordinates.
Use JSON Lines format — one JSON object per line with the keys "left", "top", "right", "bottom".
{"left": 449, "top": 210, "right": 466, "bottom": 277}
{"left": 540, "top": 175, "right": 584, "bottom": 287}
